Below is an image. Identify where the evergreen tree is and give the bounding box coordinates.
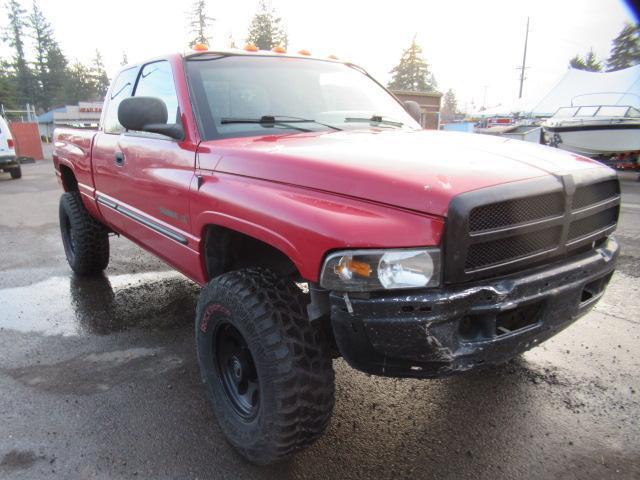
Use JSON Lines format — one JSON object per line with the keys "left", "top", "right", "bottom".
{"left": 0, "top": 58, "right": 18, "bottom": 109}
{"left": 606, "top": 22, "right": 640, "bottom": 71}
{"left": 569, "top": 49, "right": 602, "bottom": 72}
{"left": 27, "top": 0, "right": 67, "bottom": 110}
{"left": 188, "top": 0, "right": 214, "bottom": 47}
{"left": 90, "top": 50, "right": 109, "bottom": 99}
{"left": 441, "top": 89, "right": 458, "bottom": 121}
{"left": 388, "top": 36, "right": 437, "bottom": 92}
{"left": 61, "top": 61, "right": 95, "bottom": 105}
{"left": 246, "top": 0, "right": 288, "bottom": 50}
{"left": 3, "top": 0, "right": 36, "bottom": 106}
{"left": 45, "top": 43, "right": 68, "bottom": 107}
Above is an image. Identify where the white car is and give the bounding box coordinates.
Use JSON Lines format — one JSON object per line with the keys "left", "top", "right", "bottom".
{"left": 0, "top": 114, "right": 21, "bottom": 179}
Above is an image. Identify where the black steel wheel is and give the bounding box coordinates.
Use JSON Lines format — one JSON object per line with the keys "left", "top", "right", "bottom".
{"left": 215, "top": 322, "right": 260, "bottom": 420}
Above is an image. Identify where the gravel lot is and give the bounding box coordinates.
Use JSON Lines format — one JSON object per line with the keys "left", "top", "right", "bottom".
{"left": 0, "top": 161, "right": 638, "bottom": 479}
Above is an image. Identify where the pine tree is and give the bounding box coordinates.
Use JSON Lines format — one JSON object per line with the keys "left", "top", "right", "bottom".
{"left": 606, "top": 22, "right": 640, "bottom": 71}
{"left": 61, "top": 61, "right": 94, "bottom": 105}
{"left": 188, "top": 0, "right": 214, "bottom": 47}
{"left": 3, "top": 0, "right": 36, "bottom": 106}
{"left": 569, "top": 49, "right": 602, "bottom": 72}
{"left": 45, "top": 43, "right": 68, "bottom": 107}
{"left": 388, "top": 36, "right": 437, "bottom": 92}
{"left": 246, "top": 0, "right": 288, "bottom": 50}
{"left": 27, "top": 0, "right": 68, "bottom": 110}
{"left": 89, "top": 50, "right": 109, "bottom": 99}
{"left": 441, "top": 89, "right": 457, "bottom": 121}
{"left": 0, "top": 58, "right": 18, "bottom": 109}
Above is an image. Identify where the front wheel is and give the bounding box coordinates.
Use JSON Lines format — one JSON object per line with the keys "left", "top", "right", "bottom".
{"left": 196, "top": 268, "right": 335, "bottom": 464}
{"left": 59, "top": 191, "right": 110, "bottom": 275}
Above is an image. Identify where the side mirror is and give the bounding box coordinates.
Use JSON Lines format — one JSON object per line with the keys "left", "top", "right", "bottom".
{"left": 404, "top": 100, "right": 422, "bottom": 124}
{"left": 118, "top": 96, "right": 184, "bottom": 140}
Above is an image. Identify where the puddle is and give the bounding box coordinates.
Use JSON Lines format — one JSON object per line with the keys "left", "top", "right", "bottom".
{"left": 0, "top": 271, "right": 200, "bottom": 336}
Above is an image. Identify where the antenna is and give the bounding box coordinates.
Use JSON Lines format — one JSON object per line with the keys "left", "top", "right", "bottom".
{"left": 517, "top": 17, "right": 530, "bottom": 99}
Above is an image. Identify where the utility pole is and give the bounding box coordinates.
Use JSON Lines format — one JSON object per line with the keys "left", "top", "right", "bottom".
{"left": 518, "top": 17, "right": 530, "bottom": 99}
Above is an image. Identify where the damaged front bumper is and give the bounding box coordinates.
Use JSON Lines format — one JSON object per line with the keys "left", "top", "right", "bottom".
{"left": 330, "top": 238, "right": 619, "bottom": 378}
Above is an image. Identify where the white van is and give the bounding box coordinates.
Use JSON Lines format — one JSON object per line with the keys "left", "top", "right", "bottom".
{"left": 0, "top": 114, "right": 21, "bottom": 179}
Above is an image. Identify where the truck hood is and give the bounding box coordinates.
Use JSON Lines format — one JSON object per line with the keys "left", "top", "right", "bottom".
{"left": 201, "top": 129, "right": 605, "bottom": 217}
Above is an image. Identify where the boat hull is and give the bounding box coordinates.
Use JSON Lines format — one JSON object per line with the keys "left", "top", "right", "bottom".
{"left": 543, "top": 124, "right": 640, "bottom": 156}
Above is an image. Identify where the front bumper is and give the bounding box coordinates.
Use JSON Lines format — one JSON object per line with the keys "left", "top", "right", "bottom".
{"left": 330, "top": 238, "right": 618, "bottom": 378}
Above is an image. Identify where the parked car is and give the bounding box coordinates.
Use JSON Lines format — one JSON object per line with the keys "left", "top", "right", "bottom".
{"left": 53, "top": 48, "right": 620, "bottom": 464}
{"left": 0, "top": 114, "right": 21, "bottom": 179}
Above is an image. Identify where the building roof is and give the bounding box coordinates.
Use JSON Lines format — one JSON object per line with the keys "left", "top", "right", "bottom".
{"left": 37, "top": 107, "right": 66, "bottom": 124}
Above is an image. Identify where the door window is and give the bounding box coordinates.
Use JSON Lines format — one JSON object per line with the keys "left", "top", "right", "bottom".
{"left": 134, "top": 61, "right": 181, "bottom": 125}
{"left": 103, "top": 67, "right": 139, "bottom": 134}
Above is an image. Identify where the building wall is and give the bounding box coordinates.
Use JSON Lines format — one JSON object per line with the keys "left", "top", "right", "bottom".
{"left": 391, "top": 91, "right": 442, "bottom": 130}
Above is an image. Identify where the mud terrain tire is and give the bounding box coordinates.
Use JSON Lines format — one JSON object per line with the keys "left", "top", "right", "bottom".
{"left": 59, "top": 191, "right": 110, "bottom": 275}
{"left": 196, "top": 268, "right": 335, "bottom": 464}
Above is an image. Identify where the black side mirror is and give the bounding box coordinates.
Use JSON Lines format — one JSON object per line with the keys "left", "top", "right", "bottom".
{"left": 404, "top": 100, "right": 422, "bottom": 124}
{"left": 118, "top": 96, "right": 184, "bottom": 140}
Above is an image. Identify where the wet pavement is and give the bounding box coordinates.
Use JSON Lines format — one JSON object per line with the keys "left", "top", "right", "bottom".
{"left": 0, "top": 162, "right": 639, "bottom": 479}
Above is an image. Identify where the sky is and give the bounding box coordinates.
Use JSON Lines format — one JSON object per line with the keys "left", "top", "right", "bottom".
{"left": 0, "top": 0, "right": 637, "bottom": 111}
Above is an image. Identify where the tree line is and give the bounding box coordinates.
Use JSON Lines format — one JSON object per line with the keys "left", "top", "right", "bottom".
{"left": 569, "top": 22, "right": 640, "bottom": 72}
{"left": 1, "top": 0, "right": 110, "bottom": 112}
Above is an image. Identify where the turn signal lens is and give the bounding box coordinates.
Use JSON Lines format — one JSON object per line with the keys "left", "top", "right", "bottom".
{"left": 334, "top": 257, "right": 372, "bottom": 281}
{"left": 192, "top": 43, "right": 208, "bottom": 51}
{"left": 245, "top": 43, "right": 259, "bottom": 52}
{"left": 272, "top": 46, "right": 286, "bottom": 53}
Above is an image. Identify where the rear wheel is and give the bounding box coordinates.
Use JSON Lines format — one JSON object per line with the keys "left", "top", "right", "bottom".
{"left": 196, "top": 268, "right": 335, "bottom": 464}
{"left": 9, "top": 166, "right": 21, "bottom": 179}
{"left": 59, "top": 191, "right": 109, "bottom": 275}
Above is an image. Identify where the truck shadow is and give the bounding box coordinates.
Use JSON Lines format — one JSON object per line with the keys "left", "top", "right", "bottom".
{"left": 68, "top": 272, "right": 199, "bottom": 335}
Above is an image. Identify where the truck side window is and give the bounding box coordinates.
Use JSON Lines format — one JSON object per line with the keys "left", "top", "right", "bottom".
{"left": 103, "top": 67, "right": 139, "bottom": 134}
{"left": 134, "top": 61, "right": 180, "bottom": 125}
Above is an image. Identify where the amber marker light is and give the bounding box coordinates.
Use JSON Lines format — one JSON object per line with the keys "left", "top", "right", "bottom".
{"left": 335, "top": 257, "right": 373, "bottom": 280}
{"left": 328, "top": 54, "right": 339, "bottom": 60}
{"left": 272, "top": 46, "right": 286, "bottom": 53}
{"left": 298, "top": 49, "right": 311, "bottom": 56}
{"left": 192, "top": 43, "right": 208, "bottom": 51}
{"left": 245, "top": 43, "right": 259, "bottom": 52}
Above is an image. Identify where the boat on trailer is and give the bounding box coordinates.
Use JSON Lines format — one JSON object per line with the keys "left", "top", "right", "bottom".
{"left": 542, "top": 105, "right": 640, "bottom": 157}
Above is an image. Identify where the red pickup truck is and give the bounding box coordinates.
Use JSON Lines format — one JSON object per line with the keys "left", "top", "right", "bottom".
{"left": 53, "top": 49, "right": 620, "bottom": 464}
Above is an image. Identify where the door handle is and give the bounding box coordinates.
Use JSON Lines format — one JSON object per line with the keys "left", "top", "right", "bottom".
{"left": 115, "top": 151, "right": 125, "bottom": 166}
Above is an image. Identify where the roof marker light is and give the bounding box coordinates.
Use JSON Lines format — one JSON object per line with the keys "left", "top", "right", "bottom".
{"left": 298, "top": 49, "right": 311, "bottom": 56}
{"left": 192, "top": 43, "right": 208, "bottom": 51}
{"left": 245, "top": 43, "right": 259, "bottom": 52}
{"left": 328, "top": 54, "right": 339, "bottom": 60}
{"left": 272, "top": 46, "right": 286, "bottom": 53}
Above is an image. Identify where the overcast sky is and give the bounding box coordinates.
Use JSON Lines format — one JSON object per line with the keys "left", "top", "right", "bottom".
{"left": 0, "top": 0, "right": 637, "bottom": 110}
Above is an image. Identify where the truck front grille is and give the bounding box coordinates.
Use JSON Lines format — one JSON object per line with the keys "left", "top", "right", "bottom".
{"left": 465, "top": 227, "right": 561, "bottom": 271}
{"left": 469, "top": 192, "right": 564, "bottom": 232}
{"left": 445, "top": 173, "right": 620, "bottom": 283}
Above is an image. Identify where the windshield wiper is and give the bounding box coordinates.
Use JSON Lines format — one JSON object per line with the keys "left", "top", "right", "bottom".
{"left": 344, "top": 115, "right": 404, "bottom": 128}
{"left": 220, "top": 115, "right": 342, "bottom": 132}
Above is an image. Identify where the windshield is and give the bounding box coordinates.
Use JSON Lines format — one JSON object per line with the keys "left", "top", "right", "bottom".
{"left": 553, "top": 107, "right": 579, "bottom": 118}
{"left": 186, "top": 55, "right": 421, "bottom": 140}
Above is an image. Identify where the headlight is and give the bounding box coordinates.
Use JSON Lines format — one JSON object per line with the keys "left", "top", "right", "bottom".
{"left": 320, "top": 248, "right": 441, "bottom": 292}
